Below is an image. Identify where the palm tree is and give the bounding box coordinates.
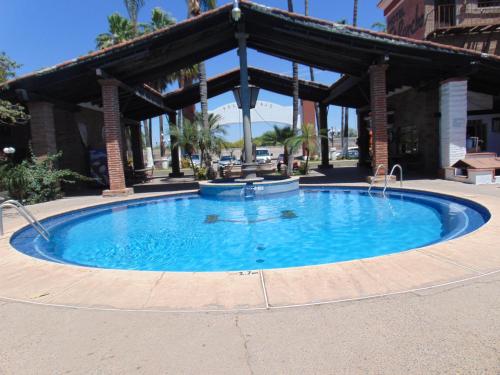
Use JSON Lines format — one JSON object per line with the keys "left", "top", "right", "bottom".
{"left": 261, "top": 125, "right": 293, "bottom": 146}
{"left": 186, "top": 0, "right": 217, "bottom": 168}
{"left": 262, "top": 125, "right": 294, "bottom": 169}
{"left": 124, "top": 0, "right": 145, "bottom": 32}
{"left": 144, "top": 8, "right": 176, "bottom": 157}
{"left": 143, "top": 7, "right": 176, "bottom": 33}
{"left": 198, "top": 113, "right": 227, "bottom": 164}
{"left": 170, "top": 112, "right": 226, "bottom": 177}
{"left": 353, "top": 0, "right": 358, "bottom": 27}
{"left": 304, "top": 0, "right": 321, "bottom": 154}
{"left": 287, "top": 0, "right": 299, "bottom": 177}
{"left": 285, "top": 123, "right": 319, "bottom": 175}
{"left": 95, "top": 13, "right": 135, "bottom": 49}
{"left": 170, "top": 119, "right": 199, "bottom": 174}
{"left": 371, "top": 22, "right": 387, "bottom": 32}
{"left": 341, "top": 0, "right": 358, "bottom": 158}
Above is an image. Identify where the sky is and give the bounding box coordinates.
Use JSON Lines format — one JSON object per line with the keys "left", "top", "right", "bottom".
{"left": 0, "top": 0, "right": 385, "bottom": 143}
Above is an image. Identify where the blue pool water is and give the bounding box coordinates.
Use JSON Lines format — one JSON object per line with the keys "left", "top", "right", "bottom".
{"left": 11, "top": 188, "right": 489, "bottom": 272}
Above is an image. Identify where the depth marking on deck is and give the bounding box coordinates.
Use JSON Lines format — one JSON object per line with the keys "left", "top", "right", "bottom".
{"left": 259, "top": 270, "right": 270, "bottom": 309}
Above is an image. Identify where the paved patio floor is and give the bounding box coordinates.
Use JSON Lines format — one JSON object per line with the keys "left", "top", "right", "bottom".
{"left": 0, "top": 177, "right": 499, "bottom": 373}
{"left": 0, "top": 271, "right": 498, "bottom": 374}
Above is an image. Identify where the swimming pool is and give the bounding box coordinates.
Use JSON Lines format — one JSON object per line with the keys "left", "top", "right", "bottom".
{"left": 10, "top": 188, "right": 489, "bottom": 272}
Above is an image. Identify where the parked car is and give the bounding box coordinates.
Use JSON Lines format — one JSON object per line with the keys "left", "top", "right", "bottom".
{"left": 293, "top": 156, "right": 306, "bottom": 169}
{"left": 346, "top": 147, "right": 359, "bottom": 159}
{"left": 218, "top": 155, "right": 239, "bottom": 167}
{"left": 256, "top": 148, "right": 272, "bottom": 164}
{"left": 189, "top": 154, "right": 201, "bottom": 166}
{"left": 330, "top": 148, "right": 340, "bottom": 160}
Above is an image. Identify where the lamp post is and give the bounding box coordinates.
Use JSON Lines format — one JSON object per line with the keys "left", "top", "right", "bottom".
{"left": 232, "top": 85, "right": 260, "bottom": 111}
{"left": 2, "top": 147, "right": 15, "bottom": 155}
{"left": 233, "top": 1, "right": 262, "bottom": 181}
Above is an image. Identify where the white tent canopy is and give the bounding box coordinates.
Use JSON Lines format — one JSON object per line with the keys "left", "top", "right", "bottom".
{"left": 210, "top": 100, "right": 301, "bottom": 127}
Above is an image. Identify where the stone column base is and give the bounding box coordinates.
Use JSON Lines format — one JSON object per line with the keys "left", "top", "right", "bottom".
{"left": 366, "top": 175, "right": 396, "bottom": 184}
{"left": 318, "top": 164, "right": 333, "bottom": 170}
{"left": 169, "top": 172, "right": 185, "bottom": 178}
{"left": 102, "top": 188, "right": 134, "bottom": 197}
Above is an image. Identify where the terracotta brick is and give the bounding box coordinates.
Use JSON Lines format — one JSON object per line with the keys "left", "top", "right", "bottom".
{"left": 99, "top": 79, "right": 129, "bottom": 194}
{"left": 369, "top": 64, "right": 389, "bottom": 175}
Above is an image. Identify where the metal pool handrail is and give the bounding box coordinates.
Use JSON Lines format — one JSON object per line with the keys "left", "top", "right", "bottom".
{"left": 383, "top": 164, "right": 404, "bottom": 194}
{"left": 0, "top": 199, "right": 50, "bottom": 241}
{"left": 368, "top": 164, "right": 387, "bottom": 193}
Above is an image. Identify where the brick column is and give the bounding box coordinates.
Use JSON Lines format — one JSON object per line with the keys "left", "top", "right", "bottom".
{"left": 168, "top": 111, "right": 184, "bottom": 178}
{"left": 357, "top": 110, "right": 370, "bottom": 168}
{"left": 439, "top": 78, "right": 467, "bottom": 169}
{"left": 99, "top": 79, "right": 132, "bottom": 196}
{"left": 369, "top": 64, "right": 389, "bottom": 175}
{"left": 318, "top": 104, "right": 331, "bottom": 169}
{"left": 27, "top": 101, "right": 57, "bottom": 159}
{"left": 130, "top": 123, "right": 144, "bottom": 170}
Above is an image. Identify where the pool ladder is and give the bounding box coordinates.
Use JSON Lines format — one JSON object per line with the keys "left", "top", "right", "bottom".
{"left": 368, "top": 164, "right": 403, "bottom": 194}
{"left": 0, "top": 199, "right": 50, "bottom": 241}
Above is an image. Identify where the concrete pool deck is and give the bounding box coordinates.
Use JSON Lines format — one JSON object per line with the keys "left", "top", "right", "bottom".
{"left": 0, "top": 179, "right": 499, "bottom": 313}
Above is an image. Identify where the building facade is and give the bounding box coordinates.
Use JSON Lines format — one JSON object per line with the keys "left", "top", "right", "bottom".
{"left": 374, "top": 0, "right": 500, "bottom": 177}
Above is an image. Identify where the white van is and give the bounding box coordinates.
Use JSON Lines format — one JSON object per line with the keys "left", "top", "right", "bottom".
{"left": 255, "top": 148, "right": 272, "bottom": 164}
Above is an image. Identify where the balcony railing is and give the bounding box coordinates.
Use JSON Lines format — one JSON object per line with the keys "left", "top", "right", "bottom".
{"left": 428, "top": 1, "right": 500, "bottom": 35}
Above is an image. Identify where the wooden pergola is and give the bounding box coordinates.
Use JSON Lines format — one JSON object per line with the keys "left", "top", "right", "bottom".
{"left": 3, "top": 1, "right": 500, "bottom": 194}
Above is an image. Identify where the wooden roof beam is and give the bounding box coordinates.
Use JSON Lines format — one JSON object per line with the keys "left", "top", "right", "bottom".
{"left": 96, "top": 68, "right": 173, "bottom": 113}
{"left": 322, "top": 75, "right": 363, "bottom": 105}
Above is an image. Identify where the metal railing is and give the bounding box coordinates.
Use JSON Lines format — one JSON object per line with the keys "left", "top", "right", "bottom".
{"left": 0, "top": 200, "right": 50, "bottom": 241}
{"left": 368, "top": 164, "right": 404, "bottom": 194}
{"left": 383, "top": 164, "right": 403, "bottom": 194}
{"left": 428, "top": 1, "right": 500, "bottom": 33}
{"left": 368, "top": 164, "right": 387, "bottom": 193}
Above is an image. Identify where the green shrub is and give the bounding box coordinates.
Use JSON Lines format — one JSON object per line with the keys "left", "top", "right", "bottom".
{"left": 181, "top": 158, "right": 191, "bottom": 169}
{"left": 0, "top": 152, "right": 88, "bottom": 204}
{"left": 195, "top": 166, "right": 208, "bottom": 180}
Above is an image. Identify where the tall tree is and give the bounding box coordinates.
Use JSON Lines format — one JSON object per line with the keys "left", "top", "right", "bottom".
{"left": 304, "top": 0, "right": 315, "bottom": 83}
{"left": 186, "top": 0, "right": 217, "bottom": 168}
{"left": 342, "top": 0, "right": 359, "bottom": 157}
{"left": 0, "top": 53, "right": 29, "bottom": 126}
{"left": 95, "top": 13, "right": 135, "bottom": 49}
{"left": 145, "top": 7, "right": 176, "bottom": 157}
{"left": 287, "top": 0, "right": 299, "bottom": 176}
{"left": 353, "top": 0, "right": 358, "bottom": 27}
{"left": 304, "top": 0, "right": 321, "bottom": 152}
{"left": 285, "top": 123, "right": 318, "bottom": 175}
{"left": 124, "top": 0, "right": 145, "bottom": 32}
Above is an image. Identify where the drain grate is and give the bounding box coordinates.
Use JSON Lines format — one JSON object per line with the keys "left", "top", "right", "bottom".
{"left": 204, "top": 215, "right": 219, "bottom": 224}
{"left": 281, "top": 210, "right": 297, "bottom": 219}
{"left": 205, "top": 210, "right": 298, "bottom": 224}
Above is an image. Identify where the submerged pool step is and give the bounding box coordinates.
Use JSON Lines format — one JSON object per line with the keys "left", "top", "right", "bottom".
{"left": 204, "top": 210, "right": 298, "bottom": 224}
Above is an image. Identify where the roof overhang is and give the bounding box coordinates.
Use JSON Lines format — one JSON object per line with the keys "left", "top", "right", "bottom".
{"left": 163, "top": 67, "right": 330, "bottom": 111}
{"left": 2, "top": 0, "right": 500, "bottom": 117}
